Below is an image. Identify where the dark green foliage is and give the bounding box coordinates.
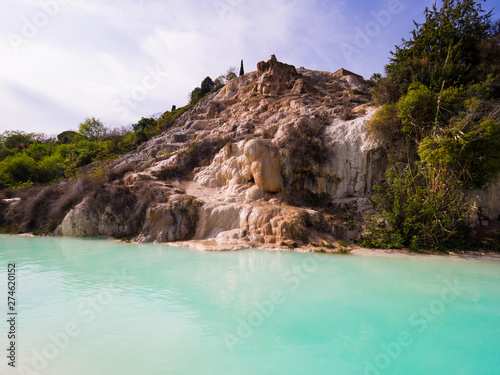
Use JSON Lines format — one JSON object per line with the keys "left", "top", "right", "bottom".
{"left": 372, "top": 73, "right": 405, "bottom": 105}
{"left": 366, "top": 1, "right": 500, "bottom": 250}
{"left": 189, "top": 87, "right": 203, "bottom": 105}
{"left": 386, "top": 0, "right": 493, "bottom": 94}
{"left": 0, "top": 154, "right": 37, "bottom": 187}
{"left": 57, "top": 131, "right": 81, "bottom": 144}
{"left": 397, "top": 83, "right": 437, "bottom": 142}
{"left": 132, "top": 117, "right": 155, "bottom": 132}
{"left": 190, "top": 77, "right": 216, "bottom": 105}
{"left": 363, "top": 163, "right": 471, "bottom": 251}
{"left": 156, "top": 105, "right": 193, "bottom": 132}
{"left": 201, "top": 76, "right": 215, "bottom": 95}
{"left": 0, "top": 124, "right": 146, "bottom": 188}
{"left": 370, "top": 0, "right": 500, "bottom": 185}
{"left": 369, "top": 73, "right": 381, "bottom": 84}
{"left": 239, "top": 60, "right": 244, "bottom": 76}
{"left": 1, "top": 131, "right": 37, "bottom": 149}
{"left": 418, "top": 99, "right": 500, "bottom": 188}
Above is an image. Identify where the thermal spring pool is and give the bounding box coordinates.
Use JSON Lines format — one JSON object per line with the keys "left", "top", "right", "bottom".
{"left": 1, "top": 235, "right": 499, "bottom": 375}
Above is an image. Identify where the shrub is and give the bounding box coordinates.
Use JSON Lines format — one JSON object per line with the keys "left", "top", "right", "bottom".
{"left": 371, "top": 74, "right": 405, "bottom": 104}
{"left": 78, "top": 117, "right": 107, "bottom": 141}
{"left": 37, "top": 154, "right": 65, "bottom": 182}
{"left": 277, "top": 116, "right": 328, "bottom": 173}
{"left": 397, "top": 83, "right": 437, "bottom": 141}
{"left": 366, "top": 103, "right": 402, "bottom": 143}
{"left": 156, "top": 105, "right": 192, "bottom": 132}
{"left": 362, "top": 163, "right": 472, "bottom": 250}
{"left": 132, "top": 117, "right": 155, "bottom": 132}
{"left": 418, "top": 99, "right": 500, "bottom": 188}
{"left": 1, "top": 131, "right": 37, "bottom": 149}
{"left": 57, "top": 131, "right": 81, "bottom": 144}
{"left": 0, "top": 154, "right": 38, "bottom": 188}
{"left": 340, "top": 99, "right": 354, "bottom": 121}
{"left": 4, "top": 183, "right": 72, "bottom": 233}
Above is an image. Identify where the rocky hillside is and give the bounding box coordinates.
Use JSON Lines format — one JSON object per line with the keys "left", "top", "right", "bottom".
{"left": 55, "top": 55, "right": 386, "bottom": 250}
{"left": 4, "top": 55, "right": 498, "bottom": 250}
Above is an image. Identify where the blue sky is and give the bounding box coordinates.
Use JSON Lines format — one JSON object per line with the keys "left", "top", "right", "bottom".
{"left": 1, "top": 0, "right": 499, "bottom": 135}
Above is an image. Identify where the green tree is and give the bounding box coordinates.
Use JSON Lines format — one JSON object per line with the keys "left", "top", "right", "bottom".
{"left": 1, "top": 131, "right": 37, "bottom": 149}
{"left": 57, "top": 130, "right": 81, "bottom": 144}
{"left": 367, "top": 0, "right": 500, "bottom": 250}
{"left": 132, "top": 117, "right": 155, "bottom": 132}
{"left": 385, "top": 0, "right": 493, "bottom": 96}
{"left": 189, "top": 87, "right": 203, "bottom": 105}
{"left": 200, "top": 76, "right": 214, "bottom": 96}
{"left": 78, "top": 117, "right": 107, "bottom": 141}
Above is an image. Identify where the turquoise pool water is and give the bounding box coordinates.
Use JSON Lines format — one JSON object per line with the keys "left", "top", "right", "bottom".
{"left": 0, "top": 235, "right": 499, "bottom": 375}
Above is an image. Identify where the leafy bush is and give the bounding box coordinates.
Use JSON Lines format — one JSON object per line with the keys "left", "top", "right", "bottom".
{"left": 78, "top": 117, "right": 107, "bottom": 141}
{"left": 386, "top": 0, "right": 493, "bottom": 92}
{"left": 277, "top": 116, "right": 328, "bottom": 173}
{"left": 0, "top": 154, "right": 38, "bottom": 188}
{"left": 418, "top": 99, "right": 500, "bottom": 188}
{"left": 366, "top": 103, "right": 402, "bottom": 143}
{"left": 363, "top": 1, "right": 500, "bottom": 251}
{"left": 1, "top": 131, "right": 38, "bottom": 149}
{"left": 363, "top": 163, "right": 472, "bottom": 250}
{"left": 397, "top": 83, "right": 437, "bottom": 142}
{"left": 57, "top": 130, "right": 81, "bottom": 144}
{"left": 156, "top": 105, "right": 192, "bottom": 132}
{"left": 132, "top": 117, "right": 156, "bottom": 132}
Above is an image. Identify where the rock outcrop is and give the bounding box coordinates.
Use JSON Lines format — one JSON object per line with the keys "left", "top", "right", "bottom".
{"left": 52, "top": 55, "right": 500, "bottom": 250}
{"left": 53, "top": 55, "right": 387, "bottom": 249}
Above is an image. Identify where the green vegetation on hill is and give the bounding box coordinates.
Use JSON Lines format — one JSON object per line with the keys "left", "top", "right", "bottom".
{"left": 0, "top": 66, "right": 238, "bottom": 190}
{"left": 364, "top": 0, "right": 500, "bottom": 250}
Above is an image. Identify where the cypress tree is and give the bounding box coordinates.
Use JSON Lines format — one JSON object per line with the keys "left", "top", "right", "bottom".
{"left": 239, "top": 60, "right": 244, "bottom": 76}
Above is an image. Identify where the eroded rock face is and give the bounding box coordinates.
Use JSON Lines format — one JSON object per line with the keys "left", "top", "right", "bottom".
{"left": 473, "top": 182, "right": 500, "bottom": 220}
{"left": 55, "top": 56, "right": 402, "bottom": 248}
{"left": 194, "top": 108, "right": 384, "bottom": 200}
{"left": 192, "top": 200, "right": 329, "bottom": 247}
{"left": 194, "top": 139, "right": 283, "bottom": 194}
{"left": 136, "top": 195, "right": 200, "bottom": 243}
{"left": 243, "top": 139, "right": 283, "bottom": 193}
{"left": 60, "top": 198, "right": 132, "bottom": 238}
{"left": 255, "top": 55, "right": 303, "bottom": 96}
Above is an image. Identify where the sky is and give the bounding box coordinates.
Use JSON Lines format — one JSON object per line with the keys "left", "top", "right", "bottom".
{"left": 1, "top": 0, "right": 499, "bottom": 136}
